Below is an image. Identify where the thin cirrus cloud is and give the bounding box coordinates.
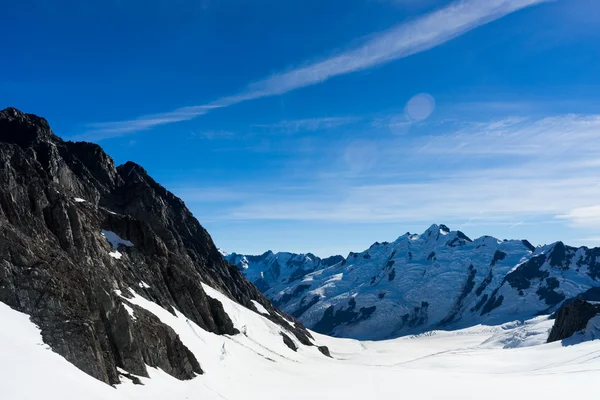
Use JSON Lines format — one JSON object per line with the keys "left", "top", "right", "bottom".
{"left": 75, "top": 105, "right": 221, "bottom": 141}
{"left": 414, "top": 114, "right": 600, "bottom": 156}
{"left": 251, "top": 117, "right": 361, "bottom": 133}
{"left": 195, "top": 113, "right": 600, "bottom": 228}
{"left": 189, "top": 130, "right": 235, "bottom": 140}
{"left": 82, "top": 0, "right": 550, "bottom": 140}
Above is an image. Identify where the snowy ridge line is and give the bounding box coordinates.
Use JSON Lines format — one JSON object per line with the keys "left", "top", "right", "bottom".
{"left": 226, "top": 224, "right": 600, "bottom": 340}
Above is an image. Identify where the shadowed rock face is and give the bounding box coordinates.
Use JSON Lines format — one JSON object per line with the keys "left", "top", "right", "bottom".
{"left": 548, "top": 300, "right": 600, "bottom": 343}
{"left": 0, "top": 107, "right": 317, "bottom": 385}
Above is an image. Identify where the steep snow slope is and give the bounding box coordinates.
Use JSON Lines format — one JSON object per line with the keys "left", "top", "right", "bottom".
{"left": 3, "top": 287, "right": 600, "bottom": 400}
{"left": 232, "top": 224, "right": 600, "bottom": 339}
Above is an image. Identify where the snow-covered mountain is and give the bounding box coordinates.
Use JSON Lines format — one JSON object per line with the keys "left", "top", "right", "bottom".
{"left": 227, "top": 224, "right": 600, "bottom": 339}
{"left": 224, "top": 250, "right": 344, "bottom": 292}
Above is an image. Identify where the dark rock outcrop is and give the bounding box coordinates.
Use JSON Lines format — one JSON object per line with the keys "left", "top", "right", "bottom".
{"left": 504, "top": 255, "right": 548, "bottom": 290}
{"left": 291, "top": 295, "right": 320, "bottom": 319}
{"left": 548, "top": 300, "right": 600, "bottom": 343}
{"left": 313, "top": 298, "right": 377, "bottom": 335}
{"left": 0, "top": 107, "right": 318, "bottom": 385}
{"left": 557, "top": 287, "right": 600, "bottom": 312}
{"left": 280, "top": 332, "right": 298, "bottom": 352}
{"left": 440, "top": 265, "right": 477, "bottom": 325}
{"left": 317, "top": 345, "right": 331, "bottom": 358}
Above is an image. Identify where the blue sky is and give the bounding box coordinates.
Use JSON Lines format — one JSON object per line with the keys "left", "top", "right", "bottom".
{"left": 3, "top": 0, "right": 600, "bottom": 256}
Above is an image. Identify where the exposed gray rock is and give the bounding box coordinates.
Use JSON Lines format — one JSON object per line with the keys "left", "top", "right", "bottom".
{"left": 548, "top": 300, "right": 600, "bottom": 343}
{"left": 0, "top": 107, "right": 319, "bottom": 385}
{"left": 317, "top": 345, "right": 331, "bottom": 358}
{"left": 280, "top": 332, "right": 298, "bottom": 352}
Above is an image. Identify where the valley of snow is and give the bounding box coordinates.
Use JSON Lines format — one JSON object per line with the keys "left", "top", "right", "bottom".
{"left": 3, "top": 283, "right": 599, "bottom": 400}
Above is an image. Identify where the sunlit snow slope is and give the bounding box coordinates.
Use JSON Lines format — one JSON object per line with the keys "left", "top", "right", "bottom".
{"left": 4, "top": 284, "right": 599, "bottom": 400}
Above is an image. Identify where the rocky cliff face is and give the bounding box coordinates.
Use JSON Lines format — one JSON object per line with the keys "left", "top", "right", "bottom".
{"left": 236, "top": 225, "right": 600, "bottom": 340}
{"left": 548, "top": 300, "right": 600, "bottom": 343}
{"left": 0, "top": 107, "right": 318, "bottom": 385}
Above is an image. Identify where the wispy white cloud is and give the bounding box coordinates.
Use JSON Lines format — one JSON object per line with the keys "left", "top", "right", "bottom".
{"left": 189, "top": 130, "right": 235, "bottom": 140}
{"left": 82, "top": 0, "right": 549, "bottom": 140}
{"left": 206, "top": 0, "right": 549, "bottom": 106}
{"left": 225, "top": 176, "right": 600, "bottom": 224}
{"left": 416, "top": 114, "right": 600, "bottom": 156}
{"left": 74, "top": 105, "right": 221, "bottom": 140}
{"left": 558, "top": 205, "right": 600, "bottom": 228}
{"left": 227, "top": 0, "right": 548, "bottom": 101}
{"left": 193, "top": 113, "right": 600, "bottom": 230}
{"left": 576, "top": 237, "right": 600, "bottom": 243}
{"left": 251, "top": 117, "right": 360, "bottom": 133}
{"left": 379, "top": 0, "right": 443, "bottom": 7}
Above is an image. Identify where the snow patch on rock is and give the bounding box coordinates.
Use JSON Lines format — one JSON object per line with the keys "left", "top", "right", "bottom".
{"left": 138, "top": 281, "right": 151, "bottom": 289}
{"left": 250, "top": 300, "right": 269, "bottom": 316}
{"left": 101, "top": 230, "right": 134, "bottom": 249}
{"left": 123, "top": 303, "right": 137, "bottom": 321}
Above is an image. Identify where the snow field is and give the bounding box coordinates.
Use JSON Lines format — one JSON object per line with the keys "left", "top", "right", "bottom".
{"left": 2, "top": 283, "right": 599, "bottom": 400}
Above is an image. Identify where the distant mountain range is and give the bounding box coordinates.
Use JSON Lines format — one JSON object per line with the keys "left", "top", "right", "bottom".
{"left": 220, "top": 250, "right": 344, "bottom": 293}
{"left": 223, "top": 224, "right": 600, "bottom": 340}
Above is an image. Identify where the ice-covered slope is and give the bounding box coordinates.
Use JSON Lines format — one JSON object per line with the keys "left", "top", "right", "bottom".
{"left": 233, "top": 224, "right": 600, "bottom": 339}
{"left": 4, "top": 289, "right": 600, "bottom": 400}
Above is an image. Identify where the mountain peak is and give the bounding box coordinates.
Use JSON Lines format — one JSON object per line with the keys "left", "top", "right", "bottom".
{"left": 0, "top": 106, "right": 57, "bottom": 147}
{"left": 1, "top": 106, "right": 21, "bottom": 117}
{"left": 422, "top": 223, "right": 452, "bottom": 240}
{"left": 119, "top": 161, "right": 149, "bottom": 180}
{"left": 424, "top": 223, "right": 450, "bottom": 233}
{"left": 262, "top": 250, "right": 275, "bottom": 257}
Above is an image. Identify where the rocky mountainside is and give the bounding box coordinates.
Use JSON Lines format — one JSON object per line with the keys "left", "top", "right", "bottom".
{"left": 0, "top": 107, "right": 325, "bottom": 386}
{"left": 231, "top": 224, "right": 600, "bottom": 339}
